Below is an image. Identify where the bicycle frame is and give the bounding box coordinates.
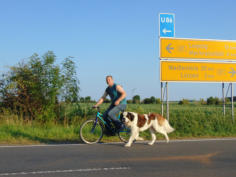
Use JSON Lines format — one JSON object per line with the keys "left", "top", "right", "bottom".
{"left": 93, "top": 110, "right": 121, "bottom": 132}
{"left": 90, "top": 107, "right": 127, "bottom": 136}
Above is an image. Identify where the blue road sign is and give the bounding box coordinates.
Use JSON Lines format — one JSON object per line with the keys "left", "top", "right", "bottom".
{"left": 159, "top": 13, "right": 175, "bottom": 37}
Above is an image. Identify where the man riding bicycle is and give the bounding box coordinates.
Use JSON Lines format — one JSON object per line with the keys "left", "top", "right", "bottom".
{"left": 94, "top": 75, "right": 127, "bottom": 133}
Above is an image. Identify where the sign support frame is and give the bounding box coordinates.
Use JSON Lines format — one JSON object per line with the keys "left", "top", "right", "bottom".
{"left": 222, "top": 83, "right": 234, "bottom": 122}
{"left": 160, "top": 82, "right": 169, "bottom": 121}
{"left": 159, "top": 13, "right": 175, "bottom": 120}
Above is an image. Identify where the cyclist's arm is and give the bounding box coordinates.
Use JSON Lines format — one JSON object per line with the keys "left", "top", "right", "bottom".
{"left": 95, "top": 92, "right": 108, "bottom": 107}
{"left": 114, "top": 85, "right": 126, "bottom": 105}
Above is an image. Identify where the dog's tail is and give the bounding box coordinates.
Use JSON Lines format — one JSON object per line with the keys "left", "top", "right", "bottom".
{"left": 163, "top": 120, "right": 175, "bottom": 133}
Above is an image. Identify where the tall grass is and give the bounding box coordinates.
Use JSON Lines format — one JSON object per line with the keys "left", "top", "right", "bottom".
{"left": 0, "top": 103, "right": 236, "bottom": 144}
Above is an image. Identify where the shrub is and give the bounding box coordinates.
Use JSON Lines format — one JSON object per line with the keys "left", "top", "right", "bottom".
{"left": 142, "top": 96, "right": 158, "bottom": 104}
{"left": 199, "top": 98, "right": 206, "bottom": 105}
{"left": 132, "top": 95, "right": 141, "bottom": 104}
{"left": 207, "top": 97, "right": 221, "bottom": 105}
{"left": 178, "top": 99, "right": 189, "bottom": 105}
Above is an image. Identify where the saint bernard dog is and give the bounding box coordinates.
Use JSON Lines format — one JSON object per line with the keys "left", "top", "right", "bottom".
{"left": 121, "top": 112, "right": 175, "bottom": 147}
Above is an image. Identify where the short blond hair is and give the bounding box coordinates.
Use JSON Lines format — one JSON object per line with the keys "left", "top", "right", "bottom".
{"left": 106, "top": 75, "right": 113, "bottom": 80}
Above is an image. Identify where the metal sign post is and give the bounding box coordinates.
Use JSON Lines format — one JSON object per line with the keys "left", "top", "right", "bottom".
{"left": 166, "top": 82, "right": 169, "bottom": 120}
{"left": 160, "top": 82, "right": 169, "bottom": 120}
{"left": 231, "top": 83, "right": 234, "bottom": 122}
{"left": 222, "top": 83, "right": 226, "bottom": 116}
{"left": 161, "top": 82, "right": 164, "bottom": 116}
{"left": 222, "top": 83, "right": 234, "bottom": 121}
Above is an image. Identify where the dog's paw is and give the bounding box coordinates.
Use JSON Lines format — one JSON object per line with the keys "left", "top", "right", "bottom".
{"left": 148, "top": 142, "right": 154, "bottom": 146}
{"left": 124, "top": 143, "right": 131, "bottom": 147}
{"left": 136, "top": 137, "right": 144, "bottom": 141}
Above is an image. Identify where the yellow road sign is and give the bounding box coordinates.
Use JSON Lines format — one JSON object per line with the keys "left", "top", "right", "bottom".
{"left": 160, "top": 61, "right": 236, "bottom": 82}
{"left": 160, "top": 38, "right": 236, "bottom": 60}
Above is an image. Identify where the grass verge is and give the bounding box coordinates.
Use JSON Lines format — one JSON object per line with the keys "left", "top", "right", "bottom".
{"left": 1, "top": 103, "right": 236, "bottom": 145}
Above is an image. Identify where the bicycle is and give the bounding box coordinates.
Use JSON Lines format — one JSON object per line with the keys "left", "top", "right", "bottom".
{"left": 79, "top": 107, "right": 131, "bottom": 144}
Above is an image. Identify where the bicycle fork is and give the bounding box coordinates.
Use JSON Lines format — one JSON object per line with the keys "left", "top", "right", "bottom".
{"left": 91, "top": 117, "right": 99, "bottom": 133}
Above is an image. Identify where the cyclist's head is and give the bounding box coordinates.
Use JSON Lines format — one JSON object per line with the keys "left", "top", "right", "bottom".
{"left": 106, "top": 75, "right": 114, "bottom": 87}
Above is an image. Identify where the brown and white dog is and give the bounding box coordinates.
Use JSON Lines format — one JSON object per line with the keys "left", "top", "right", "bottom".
{"left": 121, "top": 112, "right": 174, "bottom": 147}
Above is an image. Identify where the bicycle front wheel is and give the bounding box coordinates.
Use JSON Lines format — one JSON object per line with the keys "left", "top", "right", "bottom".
{"left": 80, "top": 119, "right": 104, "bottom": 144}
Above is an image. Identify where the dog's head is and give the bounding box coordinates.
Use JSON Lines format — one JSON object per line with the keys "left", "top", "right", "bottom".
{"left": 121, "top": 112, "right": 135, "bottom": 127}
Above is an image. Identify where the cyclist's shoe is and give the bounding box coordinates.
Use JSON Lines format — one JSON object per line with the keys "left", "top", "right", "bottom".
{"left": 104, "top": 129, "right": 116, "bottom": 136}
{"left": 116, "top": 124, "right": 126, "bottom": 133}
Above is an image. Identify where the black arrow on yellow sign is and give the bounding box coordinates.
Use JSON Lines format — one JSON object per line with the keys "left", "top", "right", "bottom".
{"left": 166, "top": 43, "right": 174, "bottom": 54}
{"left": 229, "top": 68, "right": 236, "bottom": 77}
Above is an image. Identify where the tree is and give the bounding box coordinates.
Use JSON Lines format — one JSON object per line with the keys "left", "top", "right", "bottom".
{"left": 156, "top": 98, "right": 161, "bottom": 104}
{"left": 127, "top": 100, "right": 132, "bottom": 104}
{"left": 143, "top": 98, "right": 151, "bottom": 104}
{"left": 207, "top": 97, "right": 217, "bottom": 105}
{"left": 207, "top": 97, "right": 221, "bottom": 105}
{"left": 61, "top": 57, "right": 80, "bottom": 103}
{"left": 85, "top": 96, "right": 91, "bottom": 103}
{"left": 0, "top": 51, "right": 80, "bottom": 122}
{"left": 142, "top": 96, "right": 157, "bottom": 104}
{"left": 178, "top": 99, "right": 189, "bottom": 105}
{"left": 132, "top": 95, "right": 140, "bottom": 104}
{"left": 199, "top": 98, "right": 206, "bottom": 105}
{"left": 79, "top": 97, "right": 85, "bottom": 103}
{"left": 207, "top": 97, "right": 214, "bottom": 105}
{"left": 150, "top": 96, "right": 156, "bottom": 104}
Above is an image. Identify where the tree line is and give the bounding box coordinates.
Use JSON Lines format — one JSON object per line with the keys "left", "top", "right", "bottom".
{"left": 80, "top": 95, "right": 232, "bottom": 106}
{"left": 79, "top": 95, "right": 161, "bottom": 104}
{"left": 178, "top": 97, "right": 232, "bottom": 105}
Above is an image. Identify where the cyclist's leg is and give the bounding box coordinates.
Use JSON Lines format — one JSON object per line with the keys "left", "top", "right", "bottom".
{"left": 108, "top": 104, "right": 127, "bottom": 129}
{"left": 103, "top": 105, "right": 114, "bottom": 130}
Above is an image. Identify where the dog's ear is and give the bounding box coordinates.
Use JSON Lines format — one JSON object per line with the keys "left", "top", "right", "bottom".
{"left": 127, "top": 112, "right": 134, "bottom": 121}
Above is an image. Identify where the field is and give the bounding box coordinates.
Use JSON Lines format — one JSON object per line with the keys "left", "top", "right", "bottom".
{"left": 0, "top": 103, "right": 236, "bottom": 145}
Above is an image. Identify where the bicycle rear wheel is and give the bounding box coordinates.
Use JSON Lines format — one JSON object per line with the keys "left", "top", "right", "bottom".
{"left": 118, "top": 126, "right": 131, "bottom": 143}
{"left": 80, "top": 119, "right": 104, "bottom": 144}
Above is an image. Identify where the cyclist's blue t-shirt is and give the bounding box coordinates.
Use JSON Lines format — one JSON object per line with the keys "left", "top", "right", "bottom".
{"left": 105, "top": 83, "right": 127, "bottom": 105}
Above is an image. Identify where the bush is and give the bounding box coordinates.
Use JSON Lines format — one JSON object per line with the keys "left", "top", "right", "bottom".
{"left": 178, "top": 99, "right": 189, "bottom": 105}
{"left": 207, "top": 97, "right": 221, "bottom": 105}
{"left": 199, "top": 98, "right": 206, "bottom": 105}
{"left": 142, "top": 96, "right": 158, "bottom": 104}
{"left": 143, "top": 98, "right": 151, "bottom": 104}
{"left": 127, "top": 100, "right": 132, "bottom": 104}
{"left": 132, "top": 95, "right": 141, "bottom": 104}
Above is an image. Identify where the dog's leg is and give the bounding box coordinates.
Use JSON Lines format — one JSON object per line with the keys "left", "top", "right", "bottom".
{"left": 148, "top": 128, "right": 156, "bottom": 145}
{"left": 156, "top": 129, "right": 169, "bottom": 143}
{"left": 162, "top": 131, "right": 169, "bottom": 143}
{"left": 135, "top": 131, "right": 143, "bottom": 141}
{"left": 135, "top": 136, "right": 144, "bottom": 141}
{"left": 135, "top": 132, "right": 144, "bottom": 141}
{"left": 153, "top": 120, "right": 170, "bottom": 143}
{"left": 125, "top": 128, "right": 137, "bottom": 147}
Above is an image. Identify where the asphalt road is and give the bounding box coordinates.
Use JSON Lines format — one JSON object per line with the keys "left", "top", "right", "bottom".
{"left": 0, "top": 138, "right": 236, "bottom": 177}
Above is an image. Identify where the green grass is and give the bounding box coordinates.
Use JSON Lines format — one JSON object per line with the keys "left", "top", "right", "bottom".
{"left": 1, "top": 103, "right": 236, "bottom": 145}
{"left": 0, "top": 120, "right": 81, "bottom": 145}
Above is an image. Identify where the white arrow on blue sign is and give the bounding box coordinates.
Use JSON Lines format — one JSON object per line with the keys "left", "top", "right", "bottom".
{"left": 159, "top": 13, "right": 175, "bottom": 37}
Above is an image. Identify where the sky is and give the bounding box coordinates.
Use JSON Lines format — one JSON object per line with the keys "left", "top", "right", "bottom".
{"left": 1, "top": 0, "right": 236, "bottom": 101}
